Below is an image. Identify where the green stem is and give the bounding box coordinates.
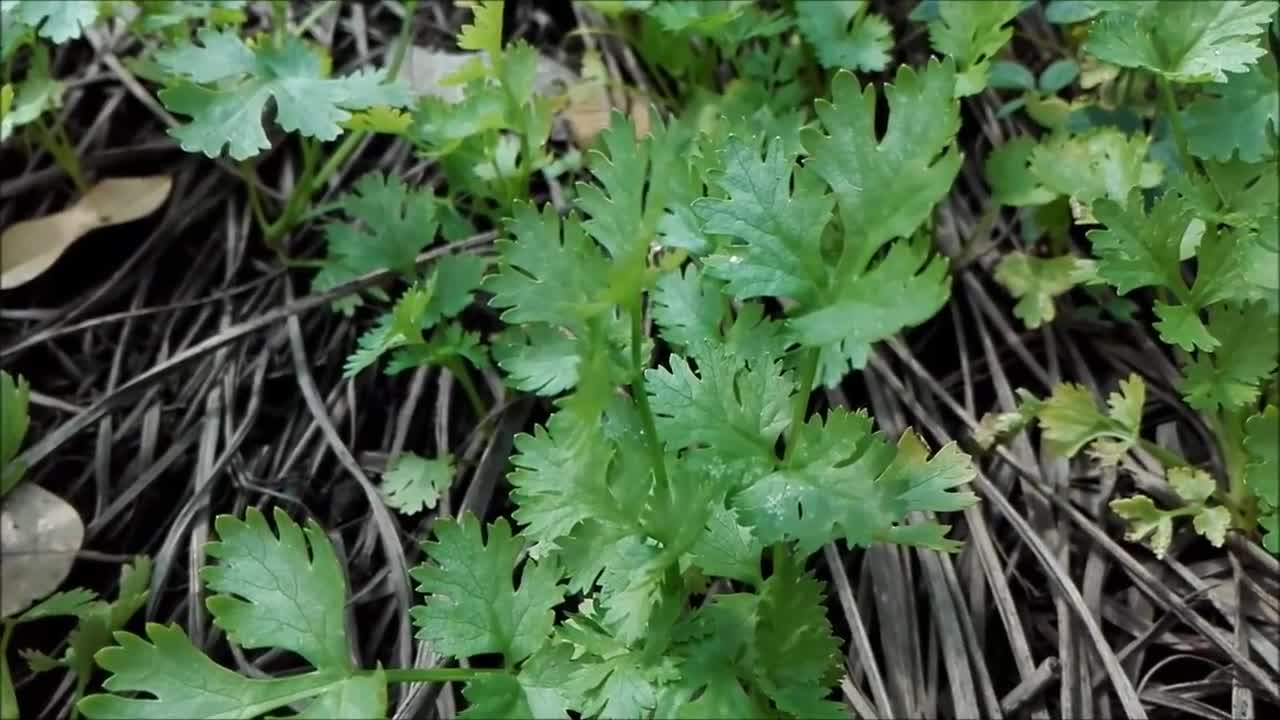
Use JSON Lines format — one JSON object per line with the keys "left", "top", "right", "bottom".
{"left": 378, "top": 667, "right": 501, "bottom": 684}
{"left": 1137, "top": 438, "right": 1191, "bottom": 470}
{"left": 785, "top": 348, "right": 821, "bottom": 461}
{"left": 1213, "top": 410, "right": 1251, "bottom": 528}
{"left": 31, "top": 119, "right": 86, "bottom": 192}
{"left": 1156, "top": 76, "right": 1194, "bottom": 173}
{"left": 445, "top": 358, "right": 487, "bottom": 420}
{"left": 629, "top": 297, "right": 669, "bottom": 491}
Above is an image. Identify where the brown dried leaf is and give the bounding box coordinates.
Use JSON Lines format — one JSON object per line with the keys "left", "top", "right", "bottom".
{"left": 1, "top": 174, "right": 173, "bottom": 290}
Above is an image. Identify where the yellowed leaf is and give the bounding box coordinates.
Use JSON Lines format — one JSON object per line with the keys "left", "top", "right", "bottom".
{"left": 1, "top": 174, "right": 173, "bottom": 290}
{"left": 565, "top": 84, "right": 652, "bottom": 148}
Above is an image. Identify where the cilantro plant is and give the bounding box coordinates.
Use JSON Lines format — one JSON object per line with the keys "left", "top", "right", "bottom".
{"left": 81, "top": 56, "right": 982, "bottom": 718}
{"left": 977, "top": 0, "right": 1280, "bottom": 556}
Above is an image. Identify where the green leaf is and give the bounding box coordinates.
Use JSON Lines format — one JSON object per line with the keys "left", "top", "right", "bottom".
{"left": 752, "top": 554, "right": 845, "bottom": 718}
{"left": 1181, "top": 304, "right": 1279, "bottom": 412}
{"left": 0, "top": 370, "right": 30, "bottom": 497}
{"left": 652, "top": 265, "right": 727, "bottom": 352}
{"left": 315, "top": 173, "right": 440, "bottom": 295}
{"left": 459, "top": 656, "right": 570, "bottom": 720}
{"left": 1184, "top": 56, "right": 1278, "bottom": 162}
{"left": 456, "top": 0, "right": 505, "bottom": 59}
{"left": 796, "top": 0, "right": 892, "bottom": 72}
{"left": 1039, "top": 59, "right": 1081, "bottom": 93}
{"left": 0, "top": 46, "right": 60, "bottom": 143}
{"left": 1193, "top": 505, "right": 1232, "bottom": 548}
{"left": 1030, "top": 129, "right": 1163, "bottom": 213}
{"left": 687, "top": 503, "right": 763, "bottom": 586}
{"left": 492, "top": 325, "right": 580, "bottom": 396}
{"left": 985, "top": 136, "right": 1057, "bottom": 206}
{"left": 381, "top": 453, "right": 452, "bottom": 515}
{"left": 735, "top": 412, "right": 977, "bottom": 553}
{"left": 646, "top": 346, "right": 793, "bottom": 464}
{"left": 1087, "top": 190, "right": 1192, "bottom": 296}
{"left": 988, "top": 60, "right": 1036, "bottom": 90}
{"left": 1083, "top": 0, "right": 1276, "bottom": 83}
{"left": 81, "top": 509, "right": 384, "bottom": 719}
{"left": 1245, "top": 406, "right": 1279, "bottom": 510}
{"left": 1110, "top": 495, "right": 1176, "bottom": 558}
{"left": 202, "top": 509, "right": 350, "bottom": 671}
{"left": 1169, "top": 465, "right": 1217, "bottom": 504}
{"left": 994, "top": 252, "right": 1097, "bottom": 328}
{"left": 14, "top": 588, "right": 96, "bottom": 622}
{"left": 927, "top": 0, "right": 1022, "bottom": 95}
{"left": 5, "top": 0, "right": 98, "bottom": 43}
{"left": 155, "top": 30, "right": 410, "bottom": 159}
{"left": 410, "top": 515, "right": 564, "bottom": 664}
{"left": 42, "top": 557, "right": 152, "bottom": 691}
{"left": 1038, "top": 374, "right": 1145, "bottom": 465}
{"left": 385, "top": 322, "right": 488, "bottom": 375}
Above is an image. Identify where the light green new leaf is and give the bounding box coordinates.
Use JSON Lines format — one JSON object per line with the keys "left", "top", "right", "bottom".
{"left": 1083, "top": 0, "right": 1276, "bottom": 83}
{"left": 646, "top": 346, "right": 793, "bottom": 463}
{"left": 796, "top": 0, "right": 892, "bottom": 72}
{"left": 0, "top": 46, "right": 60, "bottom": 142}
{"left": 381, "top": 453, "right": 453, "bottom": 515}
{"left": 4, "top": 0, "right": 98, "bottom": 43}
{"left": 1181, "top": 304, "right": 1279, "bottom": 412}
{"left": 1030, "top": 130, "right": 1163, "bottom": 213}
{"left": 1184, "top": 56, "right": 1278, "bottom": 162}
{"left": 81, "top": 509, "right": 384, "bottom": 719}
{"left": 155, "top": 30, "right": 410, "bottom": 159}
{"left": 411, "top": 515, "right": 564, "bottom": 664}
{"left": 994, "top": 252, "right": 1097, "bottom": 328}
{"left": 927, "top": 0, "right": 1022, "bottom": 95}
{"left": 456, "top": 0, "right": 504, "bottom": 59}
{"left": 1109, "top": 496, "right": 1176, "bottom": 558}
{"left": 1038, "top": 374, "right": 1145, "bottom": 465}
{"left": 0, "top": 370, "right": 30, "bottom": 497}
{"left": 985, "top": 136, "right": 1057, "bottom": 207}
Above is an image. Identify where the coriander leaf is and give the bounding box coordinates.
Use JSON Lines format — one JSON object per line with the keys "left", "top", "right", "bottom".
{"left": 1083, "top": 0, "right": 1275, "bottom": 83}
{"left": 5, "top": 0, "right": 97, "bottom": 43}
{"left": 0, "top": 46, "right": 60, "bottom": 143}
{"left": 485, "top": 203, "right": 610, "bottom": 327}
{"left": 155, "top": 30, "right": 410, "bottom": 159}
{"left": 1193, "top": 505, "right": 1232, "bottom": 548}
{"left": 14, "top": 588, "right": 96, "bottom": 622}
{"left": 695, "top": 135, "right": 833, "bottom": 305}
{"left": 0, "top": 370, "right": 30, "bottom": 496}
{"left": 1172, "top": 157, "right": 1278, "bottom": 229}
{"left": 985, "top": 136, "right": 1057, "bottom": 207}
{"left": 927, "top": 0, "right": 1022, "bottom": 95}
{"left": 1245, "top": 406, "right": 1279, "bottom": 553}
{"left": 492, "top": 325, "right": 580, "bottom": 396}
{"left": 646, "top": 346, "right": 793, "bottom": 463}
{"left": 558, "top": 612, "right": 680, "bottom": 719}
{"left": 456, "top": 0, "right": 504, "bottom": 59}
{"left": 1184, "top": 56, "right": 1278, "bottom": 162}
{"left": 1087, "top": 190, "right": 1192, "bottom": 296}
{"left": 316, "top": 173, "right": 440, "bottom": 290}
{"left": 802, "top": 59, "right": 962, "bottom": 274}
{"left": 1181, "top": 304, "right": 1279, "bottom": 412}
{"left": 796, "top": 0, "right": 892, "bottom": 72}
{"left": 81, "top": 509, "right": 384, "bottom": 719}
{"left": 203, "top": 508, "right": 350, "bottom": 671}
{"left": 381, "top": 452, "right": 453, "bottom": 515}
{"left": 459, "top": 657, "right": 571, "bottom": 720}
{"left": 1109, "top": 495, "right": 1176, "bottom": 558}
{"left": 385, "top": 322, "right": 489, "bottom": 375}
{"left": 994, "top": 252, "right": 1097, "bottom": 328}
{"left": 1169, "top": 465, "right": 1217, "bottom": 504}
{"left": 1030, "top": 129, "right": 1163, "bottom": 213}
{"left": 753, "top": 553, "right": 845, "bottom": 719}
{"left": 687, "top": 502, "right": 763, "bottom": 586}
{"left": 652, "top": 265, "right": 727, "bottom": 352}
{"left": 410, "top": 515, "right": 564, "bottom": 664}
{"left": 734, "top": 411, "right": 977, "bottom": 553}
{"left": 1038, "top": 374, "right": 1145, "bottom": 465}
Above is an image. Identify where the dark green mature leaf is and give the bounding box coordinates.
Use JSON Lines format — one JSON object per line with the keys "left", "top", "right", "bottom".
{"left": 1181, "top": 304, "right": 1279, "bottom": 412}
{"left": 1185, "top": 56, "right": 1278, "bottom": 162}
{"left": 155, "top": 29, "right": 409, "bottom": 159}
{"left": 646, "top": 346, "right": 793, "bottom": 464}
{"left": 734, "top": 410, "right": 977, "bottom": 553}
{"left": 796, "top": 0, "right": 892, "bottom": 72}
{"left": 411, "top": 515, "right": 564, "bottom": 664}
{"left": 81, "top": 509, "right": 384, "bottom": 719}
{"left": 1083, "top": 0, "right": 1275, "bottom": 83}
{"left": 1245, "top": 406, "right": 1279, "bottom": 553}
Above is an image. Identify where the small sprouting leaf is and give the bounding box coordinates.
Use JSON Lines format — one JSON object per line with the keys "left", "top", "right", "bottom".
{"left": 994, "top": 252, "right": 1097, "bottom": 328}
{"left": 154, "top": 29, "right": 410, "bottom": 159}
{"left": 81, "top": 508, "right": 385, "bottom": 719}
{"left": 796, "top": 0, "right": 893, "bottom": 72}
{"left": 410, "top": 514, "right": 565, "bottom": 664}
{"left": 1110, "top": 495, "right": 1175, "bottom": 558}
{"left": 1036, "top": 374, "right": 1145, "bottom": 465}
{"left": 381, "top": 453, "right": 453, "bottom": 515}
{"left": 1083, "top": 0, "right": 1275, "bottom": 83}
{"left": 0, "top": 371, "right": 30, "bottom": 497}
{"left": 1169, "top": 466, "right": 1217, "bottom": 504}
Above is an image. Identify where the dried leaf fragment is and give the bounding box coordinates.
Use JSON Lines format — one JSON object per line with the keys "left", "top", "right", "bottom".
{"left": 1, "top": 483, "right": 85, "bottom": 617}
{"left": 0, "top": 174, "right": 172, "bottom": 289}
